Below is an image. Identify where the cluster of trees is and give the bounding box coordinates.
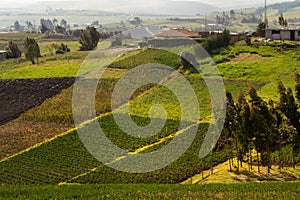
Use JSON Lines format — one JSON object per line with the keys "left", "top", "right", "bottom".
{"left": 40, "top": 18, "right": 69, "bottom": 34}
{"left": 215, "top": 11, "right": 236, "bottom": 26}
{"left": 55, "top": 43, "right": 70, "bottom": 54}
{"left": 202, "top": 29, "right": 231, "bottom": 54}
{"left": 5, "top": 37, "right": 41, "bottom": 64}
{"left": 24, "top": 37, "right": 41, "bottom": 64}
{"left": 241, "top": 15, "right": 262, "bottom": 24}
{"left": 111, "top": 37, "right": 122, "bottom": 47}
{"left": 255, "top": 22, "right": 266, "bottom": 37}
{"left": 13, "top": 20, "right": 35, "bottom": 32}
{"left": 278, "top": 13, "right": 288, "bottom": 27}
{"left": 79, "top": 26, "right": 100, "bottom": 51}
{"left": 6, "top": 41, "right": 22, "bottom": 59}
{"left": 78, "top": 26, "right": 124, "bottom": 50}
{"left": 219, "top": 73, "right": 300, "bottom": 174}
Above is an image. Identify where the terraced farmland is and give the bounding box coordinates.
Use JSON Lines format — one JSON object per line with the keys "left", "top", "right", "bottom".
{"left": 0, "top": 35, "right": 300, "bottom": 200}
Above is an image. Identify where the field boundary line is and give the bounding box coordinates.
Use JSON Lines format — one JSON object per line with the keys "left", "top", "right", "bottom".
{"left": 0, "top": 112, "right": 112, "bottom": 163}
{"left": 0, "top": 76, "right": 171, "bottom": 164}
{"left": 59, "top": 120, "right": 205, "bottom": 185}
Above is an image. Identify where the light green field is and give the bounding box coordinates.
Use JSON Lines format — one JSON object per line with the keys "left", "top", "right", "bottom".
{"left": 1, "top": 182, "right": 300, "bottom": 200}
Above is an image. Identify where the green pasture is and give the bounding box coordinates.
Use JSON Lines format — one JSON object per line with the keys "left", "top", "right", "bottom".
{"left": 1, "top": 182, "right": 299, "bottom": 200}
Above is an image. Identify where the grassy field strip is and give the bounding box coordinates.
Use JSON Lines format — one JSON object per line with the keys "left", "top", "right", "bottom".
{"left": 59, "top": 120, "right": 202, "bottom": 185}
{"left": 0, "top": 62, "right": 164, "bottom": 163}
{"left": 131, "top": 121, "right": 201, "bottom": 155}
{"left": 0, "top": 69, "right": 200, "bottom": 177}
{"left": 1, "top": 182, "right": 300, "bottom": 199}
{"left": 182, "top": 156, "right": 300, "bottom": 184}
{"left": 181, "top": 160, "right": 229, "bottom": 184}
{"left": 0, "top": 127, "right": 77, "bottom": 163}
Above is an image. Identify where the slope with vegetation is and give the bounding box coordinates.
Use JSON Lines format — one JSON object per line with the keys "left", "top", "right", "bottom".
{"left": 0, "top": 30, "right": 300, "bottom": 191}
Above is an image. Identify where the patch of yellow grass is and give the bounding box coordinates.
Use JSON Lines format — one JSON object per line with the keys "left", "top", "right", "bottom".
{"left": 182, "top": 157, "right": 300, "bottom": 184}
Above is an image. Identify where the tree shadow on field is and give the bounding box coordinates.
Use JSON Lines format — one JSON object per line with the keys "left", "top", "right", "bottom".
{"left": 231, "top": 168, "right": 300, "bottom": 182}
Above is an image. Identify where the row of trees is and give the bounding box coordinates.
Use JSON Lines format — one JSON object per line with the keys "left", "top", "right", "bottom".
{"left": 219, "top": 73, "right": 300, "bottom": 174}
{"left": 202, "top": 29, "right": 231, "bottom": 54}
{"left": 6, "top": 26, "right": 101, "bottom": 64}
{"left": 255, "top": 13, "right": 289, "bottom": 37}
{"left": 5, "top": 38, "right": 40, "bottom": 64}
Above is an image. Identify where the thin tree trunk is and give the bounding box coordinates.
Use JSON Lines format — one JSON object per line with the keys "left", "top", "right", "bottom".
{"left": 267, "top": 146, "right": 271, "bottom": 174}
{"left": 279, "top": 144, "right": 282, "bottom": 169}
{"left": 292, "top": 147, "right": 295, "bottom": 169}
{"left": 229, "top": 159, "right": 232, "bottom": 171}
{"left": 250, "top": 150, "right": 253, "bottom": 170}
{"left": 237, "top": 158, "right": 239, "bottom": 172}
{"left": 257, "top": 152, "right": 260, "bottom": 173}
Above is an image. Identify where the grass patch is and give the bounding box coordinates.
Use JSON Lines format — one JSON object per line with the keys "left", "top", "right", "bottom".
{"left": 0, "top": 182, "right": 299, "bottom": 199}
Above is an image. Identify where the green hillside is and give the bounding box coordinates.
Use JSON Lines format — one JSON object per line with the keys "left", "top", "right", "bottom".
{"left": 0, "top": 31, "right": 300, "bottom": 200}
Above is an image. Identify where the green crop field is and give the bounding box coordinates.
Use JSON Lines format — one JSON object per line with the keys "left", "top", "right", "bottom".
{"left": 1, "top": 182, "right": 300, "bottom": 200}
{"left": 1, "top": 30, "right": 300, "bottom": 199}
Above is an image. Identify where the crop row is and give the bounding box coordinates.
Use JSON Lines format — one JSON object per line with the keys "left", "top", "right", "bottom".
{"left": 67, "top": 123, "right": 229, "bottom": 184}
{"left": 1, "top": 182, "right": 300, "bottom": 199}
{"left": 0, "top": 114, "right": 185, "bottom": 185}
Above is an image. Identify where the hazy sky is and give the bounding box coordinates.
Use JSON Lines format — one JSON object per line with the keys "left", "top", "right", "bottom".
{"left": 0, "top": 0, "right": 294, "bottom": 11}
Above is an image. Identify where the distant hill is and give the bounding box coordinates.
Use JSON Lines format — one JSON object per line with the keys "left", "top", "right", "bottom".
{"left": 20, "top": 0, "right": 217, "bottom": 16}
{"left": 151, "top": 1, "right": 217, "bottom": 15}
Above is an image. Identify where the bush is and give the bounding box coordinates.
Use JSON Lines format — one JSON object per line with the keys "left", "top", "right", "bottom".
{"left": 111, "top": 37, "right": 122, "bottom": 47}
{"left": 203, "top": 29, "right": 231, "bottom": 54}
{"left": 55, "top": 43, "right": 70, "bottom": 54}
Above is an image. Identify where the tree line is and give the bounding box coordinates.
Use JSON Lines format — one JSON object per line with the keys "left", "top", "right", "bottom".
{"left": 4, "top": 25, "right": 121, "bottom": 64}
{"left": 5, "top": 38, "right": 68, "bottom": 64}
{"left": 218, "top": 73, "right": 300, "bottom": 174}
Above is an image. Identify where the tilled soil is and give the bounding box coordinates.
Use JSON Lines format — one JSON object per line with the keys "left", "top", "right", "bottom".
{"left": 0, "top": 77, "right": 75, "bottom": 126}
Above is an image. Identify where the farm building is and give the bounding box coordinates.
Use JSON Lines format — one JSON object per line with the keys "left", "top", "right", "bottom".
{"left": 155, "top": 28, "right": 200, "bottom": 38}
{"left": 199, "top": 31, "right": 247, "bottom": 44}
{"left": 0, "top": 50, "right": 8, "bottom": 61}
{"left": 265, "top": 28, "right": 300, "bottom": 41}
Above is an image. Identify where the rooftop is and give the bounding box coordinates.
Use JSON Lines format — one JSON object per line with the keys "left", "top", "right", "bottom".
{"left": 155, "top": 29, "right": 200, "bottom": 38}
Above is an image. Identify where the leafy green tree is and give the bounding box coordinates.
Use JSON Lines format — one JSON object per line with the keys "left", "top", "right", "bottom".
{"left": 7, "top": 41, "right": 21, "bottom": 58}
{"left": 256, "top": 22, "right": 266, "bottom": 37}
{"left": 277, "top": 81, "right": 299, "bottom": 168}
{"left": 278, "top": 13, "right": 288, "bottom": 27}
{"left": 245, "top": 35, "right": 252, "bottom": 46}
{"left": 24, "top": 37, "right": 40, "bottom": 64}
{"left": 219, "top": 91, "right": 237, "bottom": 171}
{"left": 55, "top": 25, "right": 66, "bottom": 35}
{"left": 236, "top": 90, "right": 252, "bottom": 171}
{"left": 79, "top": 26, "right": 100, "bottom": 51}
{"left": 247, "top": 86, "right": 277, "bottom": 174}
{"left": 60, "top": 19, "right": 68, "bottom": 29}
{"left": 41, "top": 23, "right": 49, "bottom": 34}
{"left": 276, "top": 111, "right": 296, "bottom": 169}
{"left": 294, "top": 72, "right": 300, "bottom": 102}
{"left": 14, "top": 21, "right": 21, "bottom": 31}
{"left": 203, "top": 29, "right": 231, "bottom": 53}
{"left": 111, "top": 36, "right": 122, "bottom": 47}
{"left": 230, "top": 10, "right": 236, "bottom": 20}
